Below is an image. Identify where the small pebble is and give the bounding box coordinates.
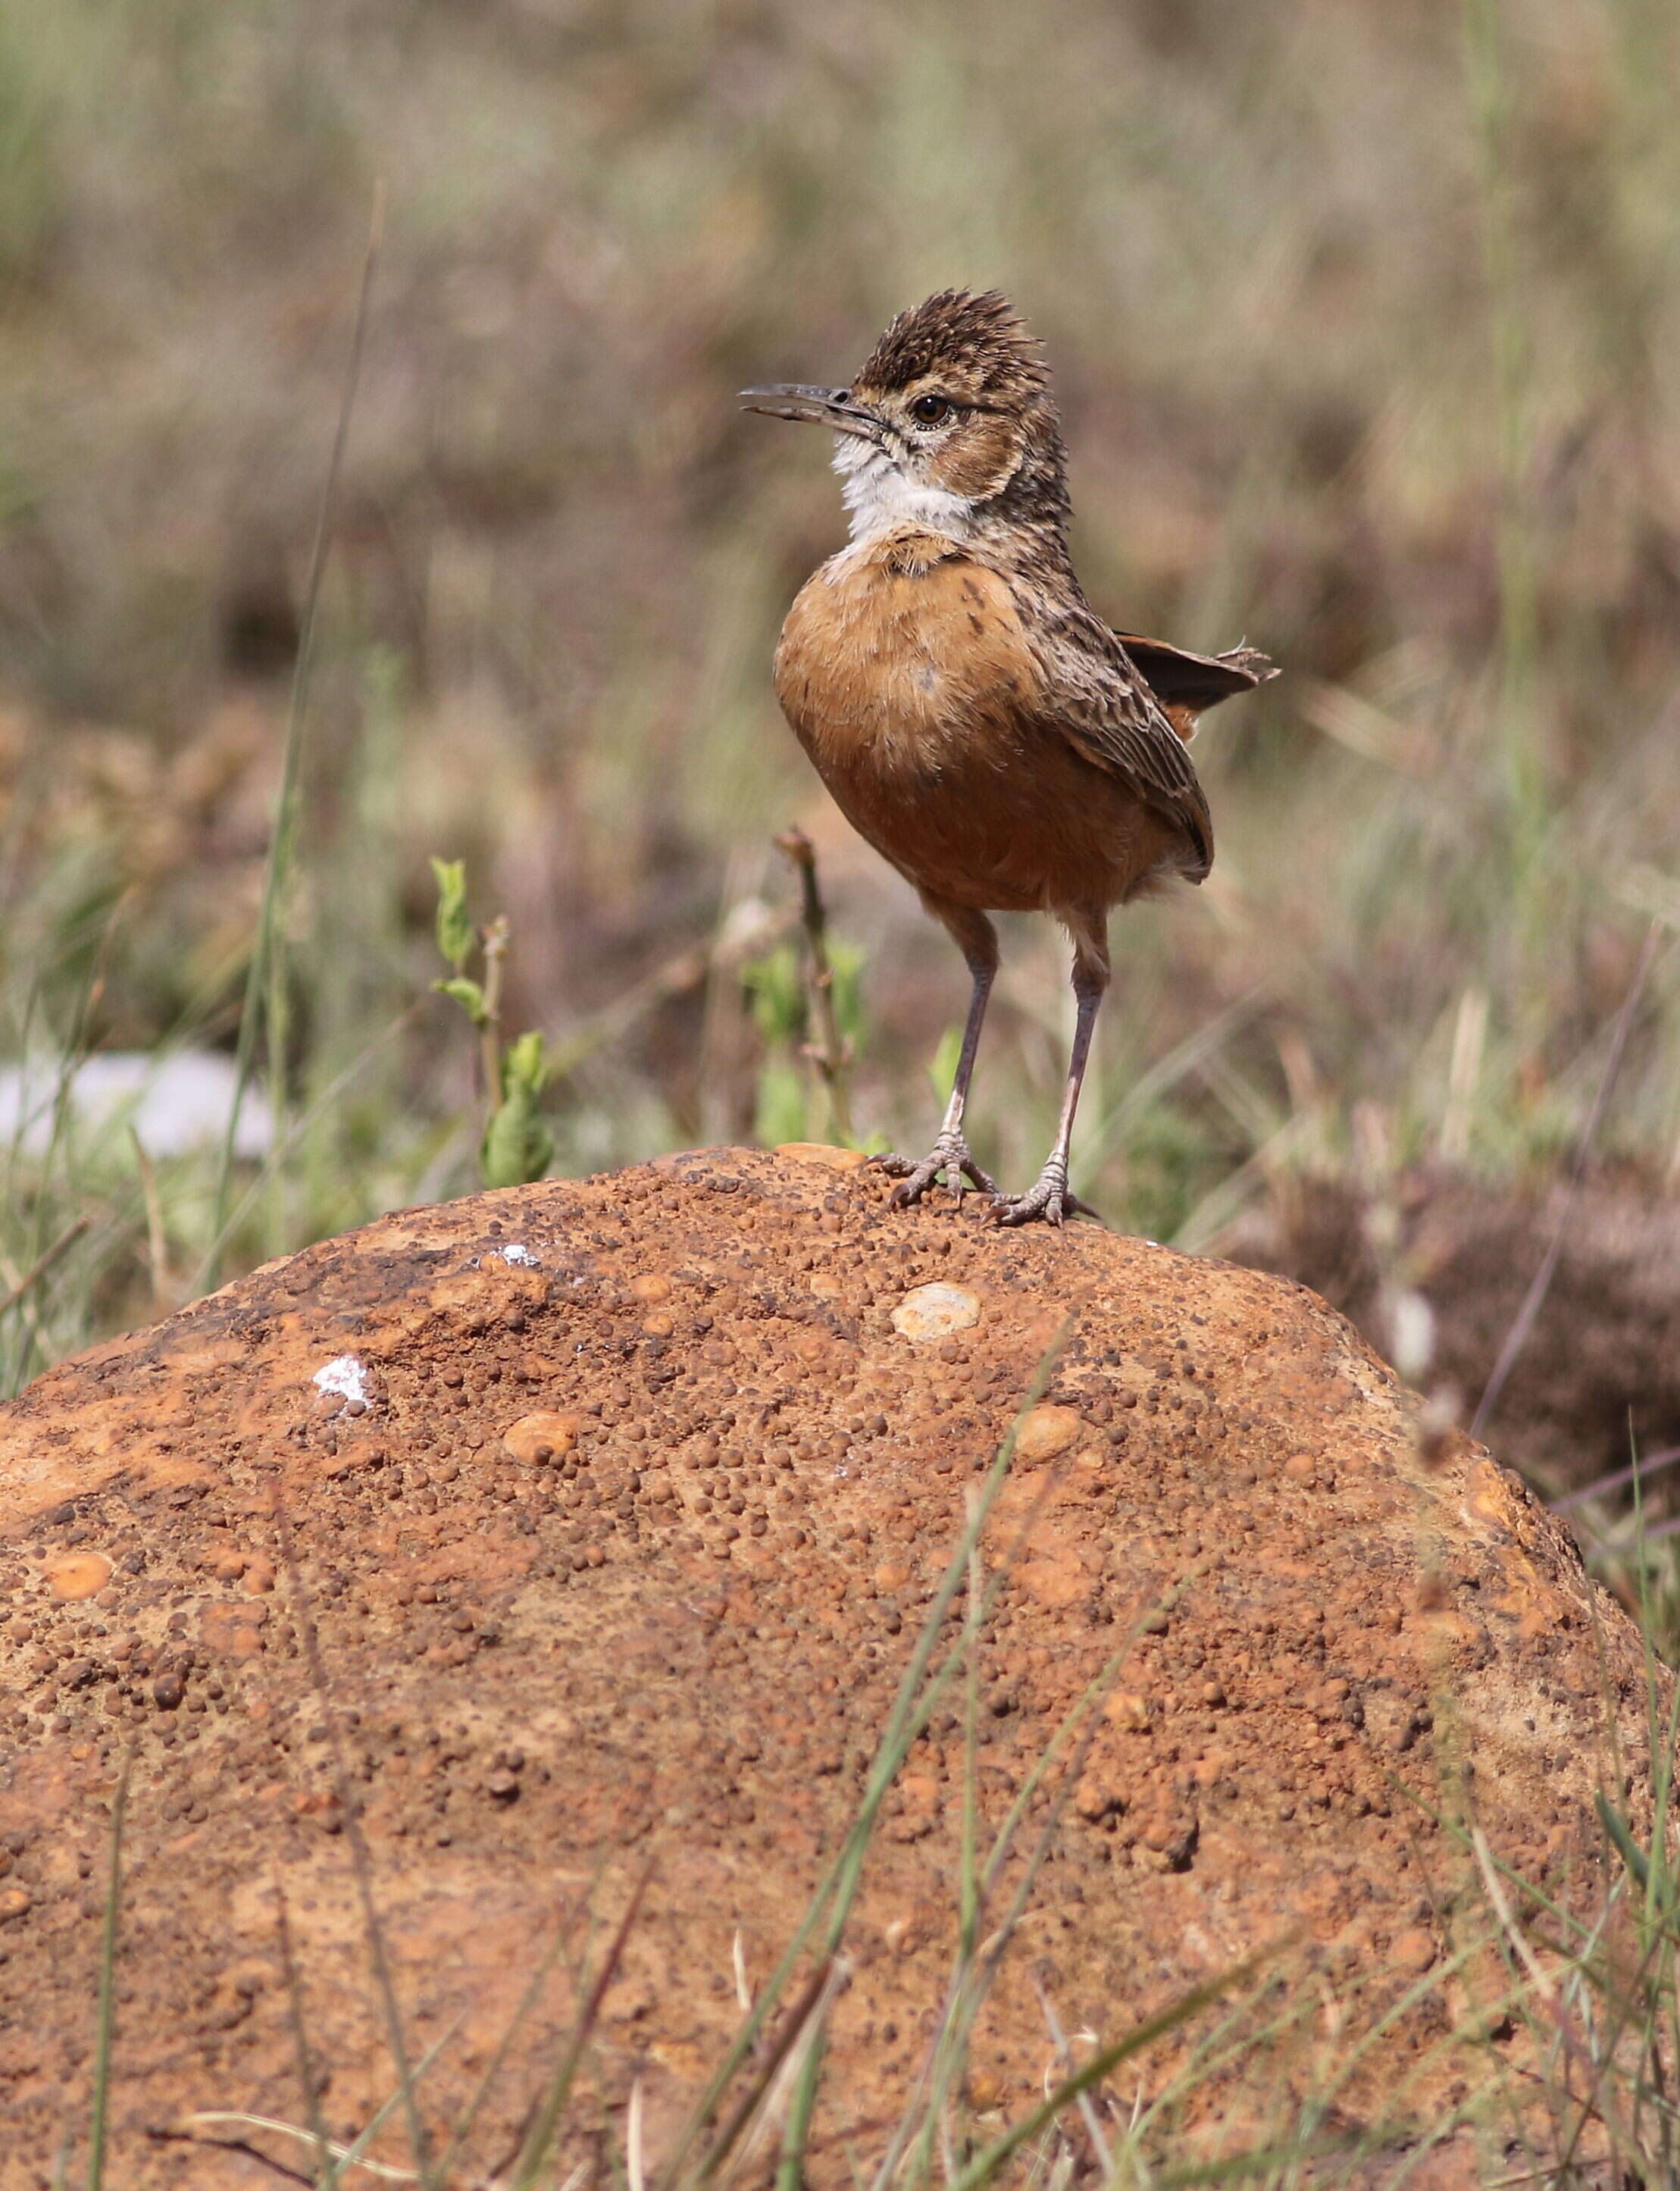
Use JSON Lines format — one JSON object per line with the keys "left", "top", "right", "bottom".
{"left": 891, "top": 1285, "right": 981, "bottom": 1344}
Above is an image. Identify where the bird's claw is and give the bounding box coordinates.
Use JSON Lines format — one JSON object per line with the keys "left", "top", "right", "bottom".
{"left": 871, "top": 1135, "right": 1000, "bottom": 1207}
{"left": 989, "top": 1170, "right": 1101, "bottom": 1228}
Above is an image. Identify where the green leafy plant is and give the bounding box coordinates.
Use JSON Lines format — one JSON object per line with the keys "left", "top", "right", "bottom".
{"left": 743, "top": 935, "right": 865, "bottom": 1147}
{"left": 927, "top": 1022, "right": 963, "bottom": 1107}
{"left": 430, "top": 858, "right": 555, "bottom": 1189}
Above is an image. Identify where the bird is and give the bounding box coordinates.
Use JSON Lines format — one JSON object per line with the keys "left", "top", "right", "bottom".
{"left": 743, "top": 290, "right": 1275, "bottom": 1225}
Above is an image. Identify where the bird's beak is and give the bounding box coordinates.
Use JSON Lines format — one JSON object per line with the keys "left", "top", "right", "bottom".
{"left": 739, "top": 383, "right": 887, "bottom": 444}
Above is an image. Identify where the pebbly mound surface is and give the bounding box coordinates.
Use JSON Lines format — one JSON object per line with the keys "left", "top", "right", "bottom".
{"left": 0, "top": 1145, "right": 1660, "bottom": 2186}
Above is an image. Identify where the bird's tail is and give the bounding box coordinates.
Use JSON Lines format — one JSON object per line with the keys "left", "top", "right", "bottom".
{"left": 1116, "top": 636, "right": 1278, "bottom": 741}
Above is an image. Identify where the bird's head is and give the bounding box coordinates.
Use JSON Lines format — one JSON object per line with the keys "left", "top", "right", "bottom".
{"left": 743, "top": 290, "right": 1068, "bottom": 545}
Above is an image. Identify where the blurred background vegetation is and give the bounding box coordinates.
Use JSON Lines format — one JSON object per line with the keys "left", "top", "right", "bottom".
{"left": 3, "top": 0, "right": 1680, "bottom": 1529}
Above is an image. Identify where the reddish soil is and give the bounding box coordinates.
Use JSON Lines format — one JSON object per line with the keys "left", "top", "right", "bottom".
{"left": 0, "top": 1147, "right": 1663, "bottom": 2187}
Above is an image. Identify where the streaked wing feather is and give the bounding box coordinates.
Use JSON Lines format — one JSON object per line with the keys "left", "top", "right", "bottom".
{"left": 1034, "top": 608, "right": 1215, "bottom": 879}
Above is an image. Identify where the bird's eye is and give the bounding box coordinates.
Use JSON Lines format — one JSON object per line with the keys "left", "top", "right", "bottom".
{"left": 910, "top": 393, "right": 953, "bottom": 426}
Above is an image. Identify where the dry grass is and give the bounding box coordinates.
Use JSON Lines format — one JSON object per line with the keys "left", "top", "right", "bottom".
{"left": 5, "top": 4, "right": 1680, "bottom": 1297}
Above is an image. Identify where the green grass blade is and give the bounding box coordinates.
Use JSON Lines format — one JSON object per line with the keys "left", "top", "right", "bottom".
{"left": 205, "top": 183, "right": 383, "bottom": 1287}
{"left": 509, "top": 1861, "right": 652, "bottom": 2189}
{"left": 333, "top": 2017, "right": 466, "bottom": 2180}
{"left": 769, "top": 1328, "right": 1072, "bottom": 2191}
{"left": 945, "top": 1946, "right": 1276, "bottom": 2191}
{"left": 436, "top": 1889, "right": 593, "bottom": 2184}
{"left": 1597, "top": 1789, "right": 1651, "bottom": 1895}
{"left": 658, "top": 1332, "right": 1071, "bottom": 2191}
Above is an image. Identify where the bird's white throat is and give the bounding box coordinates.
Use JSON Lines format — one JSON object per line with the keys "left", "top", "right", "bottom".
{"left": 832, "top": 436, "right": 975, "bottom": 543}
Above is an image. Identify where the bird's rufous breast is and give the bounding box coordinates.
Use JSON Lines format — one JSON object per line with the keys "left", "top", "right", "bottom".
{"left": 774, "top": 530, "right": 1040, "bottom": 784}
{"left": 772, "top": 529, "right": 1175, "bottom": 916}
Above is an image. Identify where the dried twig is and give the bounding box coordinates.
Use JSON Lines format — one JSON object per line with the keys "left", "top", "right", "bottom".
{"left": 0, "top": 1213, "right": 89, "bottom": 1323}
{"left": 774, "top": 827, "right": 853, "bottom": 1145}
{"left": 146, "top": 2124, "right": 316, "bottom": 2186}
{"left": 168, "top": 2114, "right": 418, "bottom": 2182}
{"left": 694, "top": 1955, "right": 840, "bottom": 2187}
{"left": 1550, "top": 1444, "right": 1680, "bottom": 1518}
{"left": 1031, "top": 1973, "right": 1112, "bottom": 2177}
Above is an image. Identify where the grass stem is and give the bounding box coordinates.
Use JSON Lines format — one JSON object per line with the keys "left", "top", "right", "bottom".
{"left": 775, "top": 827, "right": 854, "bottom": 1147}
{"left": 206, "top": 180, "right": 384, "bottom": 1286}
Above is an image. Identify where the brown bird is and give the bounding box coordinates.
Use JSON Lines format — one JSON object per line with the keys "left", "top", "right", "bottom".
{"left": 744, "top": 290, "right": 1275, "bottom": 1225}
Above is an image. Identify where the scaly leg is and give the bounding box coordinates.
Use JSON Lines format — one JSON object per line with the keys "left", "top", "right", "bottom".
{"left": 874, "top": 901, "right": 1000, "bottom": 1206}
{"left": 993, "top": 909, "right": 1109, "bottom": 1228}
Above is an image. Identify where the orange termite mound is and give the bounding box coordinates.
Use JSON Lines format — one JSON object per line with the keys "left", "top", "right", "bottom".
{"left": 0, "top": 1147, "right": 1658, "bottom": 2186}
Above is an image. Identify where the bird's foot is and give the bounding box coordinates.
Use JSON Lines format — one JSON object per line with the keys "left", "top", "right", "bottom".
{"left": 990, "top": 1163, "right": 1101, "bottom": 1229}
{"left": 871, "top": 1132, "right": 1000, "bottom": 1209}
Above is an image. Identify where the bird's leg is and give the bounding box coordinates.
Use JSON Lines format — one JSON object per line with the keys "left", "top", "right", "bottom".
{"left": 874, "top": 906, "right": 1000, "bottom": 1206}
{"left": 993, "top": 913, "right": 1108, "bottom": 1228}
{"left": 878, "top": 962, "right": 998, "bottom": 1203}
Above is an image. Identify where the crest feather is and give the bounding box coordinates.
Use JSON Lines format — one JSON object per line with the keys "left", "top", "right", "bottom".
{"left": 855, "top": 290, "right": 1047, "bottom": 400}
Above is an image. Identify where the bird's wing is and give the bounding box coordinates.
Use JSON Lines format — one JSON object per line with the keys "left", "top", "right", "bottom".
{"left": 1115, "top": 635, "right": 1278, "bottom": 716}
{"left": 1031, "top": 603, "right": 1217, "bottom": 880}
